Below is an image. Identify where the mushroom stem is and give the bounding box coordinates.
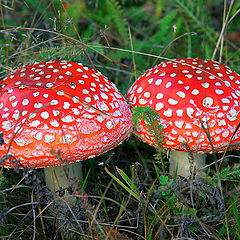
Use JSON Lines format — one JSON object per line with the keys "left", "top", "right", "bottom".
{"left": 44, "top": 162, "right": 82, "bottom": 205}
{"left": 169, "top": 151, "right": 206, "bottom": 179}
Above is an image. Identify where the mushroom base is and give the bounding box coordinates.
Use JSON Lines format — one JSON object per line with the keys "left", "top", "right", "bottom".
{"left": 44, "top": 162, "right": 83, "bottom": 206}
{"left": 169, "top": 151, "right": 206, "bottom": 179}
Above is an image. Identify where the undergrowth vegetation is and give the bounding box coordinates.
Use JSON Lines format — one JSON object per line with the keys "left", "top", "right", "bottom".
{"left": 0, "top": 0, "right": 240, "bottom": 239}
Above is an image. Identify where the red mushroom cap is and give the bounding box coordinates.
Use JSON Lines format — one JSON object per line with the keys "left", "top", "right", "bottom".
{"left": 0, "top": 61, "right": 133, "bottom": 168}
{"left": 126, "top": 58, "right": 240, "bottom": 153}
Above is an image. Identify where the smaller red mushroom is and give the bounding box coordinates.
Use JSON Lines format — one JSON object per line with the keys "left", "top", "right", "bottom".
{"left": 0, "top": 60, "right": 133, "bottom": 201}
{"left": 127, "top": 58, "right": 240, "bottom": 178}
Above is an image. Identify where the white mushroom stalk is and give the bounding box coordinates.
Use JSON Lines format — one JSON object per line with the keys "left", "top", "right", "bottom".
{"left": 127, "top": 58, "right": 240, "bottom": 179}
{"left": 0, "top": 60, "right": 133, "bottom": 204}
{"left": 168, "top": 150, "right": 206, "bottom": 178}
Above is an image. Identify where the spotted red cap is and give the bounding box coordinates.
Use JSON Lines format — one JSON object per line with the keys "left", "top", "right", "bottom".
{"left": 0, "top": 61, "right": 133, "bottom": 168}
{"left": 126, "top": 58, "right": 240, "bottom": 153}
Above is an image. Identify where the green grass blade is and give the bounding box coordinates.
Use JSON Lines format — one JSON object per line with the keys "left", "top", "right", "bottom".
{"left": 116, "top": 166, "right": 138, "bottom": 192}
{"left": 105, "top": 167, "right": 140, "bottom": 201}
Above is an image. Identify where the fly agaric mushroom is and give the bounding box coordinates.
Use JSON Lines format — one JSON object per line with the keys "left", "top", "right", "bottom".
{"left": 126, "top": 58, "right": 240, "bottom": 178}
{"left": 0, "top": 60, "right": 133, "bottom": 198}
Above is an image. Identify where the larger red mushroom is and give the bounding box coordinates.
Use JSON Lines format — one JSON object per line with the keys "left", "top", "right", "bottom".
{"left": 126, "top": 58, "right": 240, "bottom": 178}
{"left": 0, "top": 60, "right": 133, "bottom": 199}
